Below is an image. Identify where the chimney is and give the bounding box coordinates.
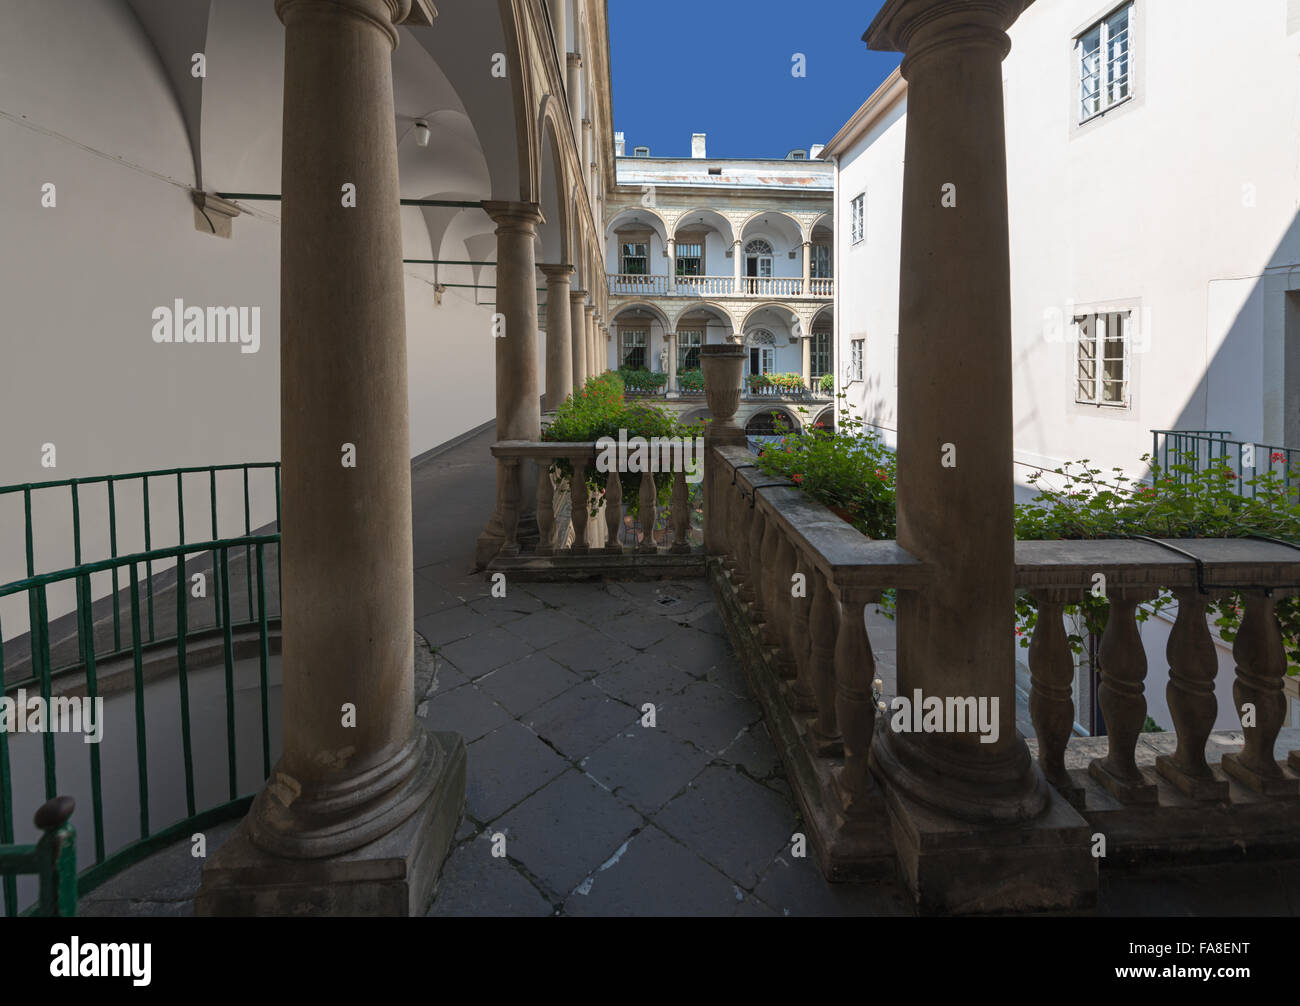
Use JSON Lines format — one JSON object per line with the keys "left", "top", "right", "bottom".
{"left": 691, "top": 132, "right": 706, "bottom": 159}
{"left": 809, "top": 143, "right": 825, "bottom": 160}
{"left": 614, "top": 132, "right": 626, "bottom": 157}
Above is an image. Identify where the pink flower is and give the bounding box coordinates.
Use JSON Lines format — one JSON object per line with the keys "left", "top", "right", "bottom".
{"left": 1271, "top": 451, "right": 1287, "bottom": 464}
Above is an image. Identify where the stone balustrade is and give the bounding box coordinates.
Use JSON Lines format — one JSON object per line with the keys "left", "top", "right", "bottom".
{"left": 485, "top": 440, "right": 703, "bottom": 578}
{"left": 707, "top": 440, "right": 1300, "bottom": 888}
{"left": 607, "top": 273, "right": 834, "bottom": 298}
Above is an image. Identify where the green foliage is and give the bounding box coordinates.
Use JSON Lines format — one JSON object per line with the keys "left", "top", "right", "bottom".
{"left": 543, "top": 372, "right": 703, "bottom": 518}
{"left": 617, "top": 367, "right": 667, "bottom": 393}
{"left": 1013, "top": 453, "right": 1300, "bottom": 674}
{"left": 818, "top": 372, "right": 834, "bottom": 394}
{"left": 746, "top": 371, "right": 807, "bottom": 393}
{"left": 678, "top": 368, "right": 705, "bottom": 392}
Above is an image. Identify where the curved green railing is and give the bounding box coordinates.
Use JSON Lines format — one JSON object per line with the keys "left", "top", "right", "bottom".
{"left": 0, "top": 464, "right": 280, "bottom": 916}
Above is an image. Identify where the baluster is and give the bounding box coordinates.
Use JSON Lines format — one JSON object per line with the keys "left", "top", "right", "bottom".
{"left": 1089, "top": 588, "right": 1158, "bottom": 803}
{"left": 604, "top": 470, "right": 622, "bottom": 553}
{"left": 787, "top": 544, "right": 816, "bottom": 711}
{"left": 1155, "top": 590, "right": 1229, "bottom": 799}
{"left": 638, "top": 471, "right": 657, "bottom": 553}
{"left": 747, "top": 496, "right": 767, "bottom": 625}
{"left": 570, "top": 457, "right": 589, "bottom": 555}
{"left": 759, "top": 506, "right": 785, "bottom": 653}
{"left": 536, "top": 463, "right": 555, "bottom": 556}
{"left": 670, "top": 469, "right": 690, "bottom": 554}
{"left": 768, "top": 529, "right": 797, "bottom": 681}
{"left": 807, "top": 567, "right": 841, "bottom": 755}
{"left": 833, "top": 588, "right": 878, "bottom": 821}
{"left": 729, "top": 476, "right": 752, "bottom": 594}
{"left": 500, "top": 458, "right": 521, "bottom": 556}
{"left": 1221, "top": 591, "right": 1299, "bottom": 796}
{"left": 1027, "top": 590, "right": 1084, "bottom": 807}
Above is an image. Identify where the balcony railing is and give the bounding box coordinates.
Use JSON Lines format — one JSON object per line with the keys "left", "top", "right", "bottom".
{"left": 607, "top": 273, "right": 834, "bottom": 298}
{"left": 709, "top": 444, "right": 1300, "bottom": 882}
{"left": 1151, "top": 429, "right": 1297, "bottom": 499}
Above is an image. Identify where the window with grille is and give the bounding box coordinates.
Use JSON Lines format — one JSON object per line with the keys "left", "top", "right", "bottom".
{"left": 850, "top": 339, "right": 864, "bottom": 381}
{"left": 1078, "top": 3, "right": 1132, "bottom": 123}
{"left": 676, "top": 242, "right": 703, "bottom": 276}
{"left": 810, "top": 244, "right": 832, "bottom": 278}
{"left": 811, "top": 330, "right": 831, "bottom": 378}
{"left": 621, "top": 242, "right": 648, "bottom": 275}
{"left": 677, "top": 330, "right": 703, "bottom": 370}
{"left": 621, "top": 328, "right": 648, "bottom": 370}
{"left": 850, "top": 194, "right": 865, "bottom": 245}
{"left": 1074, "top": 311, "right": 1130, "bottom": 406}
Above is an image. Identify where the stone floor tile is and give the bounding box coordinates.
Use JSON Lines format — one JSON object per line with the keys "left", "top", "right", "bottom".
{"left": 659, "top": 681, "right": 763, "bottom": 754}
{"left": 426, "top": 835, "right": 555, "bottom": 917}
{"left": 593, "top": 651, "right": 697, "bottom": 707}
{"left": 415, "top": 606, "right": 497, "bottom": 648}
{"left": 541, "top": 631, "right": 639, "bottom": 676}
{"left": 439, "top": 627, "right": 536, "bottom": 678}
{"left": 503, "top": 608, "right": 589, "bottom": 650}
{"left": 477, "top": 652, "right": 581, "bottom": 718}
{"left": 753, "top": 855, "right": 914, "bottom": 917}
{"left": 525, "top": 682, "right": 639, "bottom": 760}
{"left": 465, "top": 722, "right": 568, "bottom": 823}
{"left": 417, "top": 681, "right": 512, "bottom": 744}
{"left": 719, "top": 722, "right": 782, "bottom": 781}
{"left": 583, "top": 725, "right": 712, "bottom": 814}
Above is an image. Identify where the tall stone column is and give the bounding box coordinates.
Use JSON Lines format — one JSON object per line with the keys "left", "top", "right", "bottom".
{"left": 801, "top": 240, "right": 812, "bottom": 294}
{"left": 666, "top": 237, "right": 677, "bottom": 293}
{"left": 666, "top": 331, "right": 679, "bottom": 397}
{"left": 566, "top": 54, "right": 583, "bottom": 140}
{"left": 540, "top": 264, "right": 575, "bottom": 410}
{"left": 732, "top": 239, "right": 743, "bottom": 294}
{"left": 473, "top": 201, "right": 544, "bottom": 565}
{"left": 197, "top": 0, "right": 464, "bottom": 918}
{"left": 550, "top": 0, "right": 567, "bottom": 64}
{"left": 800, "top": 333, "right": 812, "bottom": 390}
{"left": 865, "top": 0, "right": 1093, "bottom": 914}
{"left": 570, "top": 289, "right": 589, "bottom": 391}
{"left": 585, "top": 305, "right": 598, "bottom": 377}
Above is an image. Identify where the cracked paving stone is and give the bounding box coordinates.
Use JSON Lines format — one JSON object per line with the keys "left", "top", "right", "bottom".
{"left": 564, "top": 824, "right": 742, "bottom": 917}
{"left": 754, "top": 855, "right": 914, "bottom": 917}
{"left": 418, "top": 681, "right": 512, "bottom": 744}
{"left": 470, "top": 587, "right": 545, "bottom": 615}
{"left": 413, "top": 576, "right": 465, "bottom": 618}
{"left": 719, "top": 722, "right": 782, "bottom": 780}
{"left": 465, "top": 722, "right": 568, "bottom": 823}
{"left": 598, "top": 611, "right": 674, "bottom": 650}
{"left": 427, "top": 837, "right": 554, "bottom": 917}
{"left": 426, "top": 654, "right": 468, "bottom": 696}
{"left": 503, "top": 608, "right": 588, "bottom": 650}
{"left": 542, "top": 631, "right": 639, "bottom": 676}
{"left": 495, "top": 769, "right": 643, "bottom": 897}
{"left": 415, "top": 606, "right": 497, "bottom": 648}
{"left": 705, "top": 652, "right": 752, "bottom": 698}
{"left": 583, "top": 724, "right": 712, "bottom": 815}
{"left": 477, "top": 652, "right": 580, "bottom": 718}
{"left": 526, "top": 681, "right": 640, "bottom": 761}
{"left": 593, "top": 651, "right": 697, "bottom": 707}
{"left": 464, "top": 596, "right": 531, "bottom": 626}
{"left": 532, "top": 583, "right": 636, "bottom": 625}
{"left": 659, "top": 681, "right": 763, "bottom": 754}
{"left": 438, "top": 627, "right": 536, "bottom": 678}
{"left": 653, "top": 623, "right": 736, "bottom": 676}
{"left": 654, "top": 764, "right": 796, "bottom": 889}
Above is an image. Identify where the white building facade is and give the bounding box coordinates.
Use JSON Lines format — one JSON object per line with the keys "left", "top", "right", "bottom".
{"left": 826, "top": 0, "right": 1300, "bottom": 481}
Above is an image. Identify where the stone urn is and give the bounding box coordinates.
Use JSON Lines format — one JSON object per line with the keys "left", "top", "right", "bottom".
{"left": 700, "top": 343, "right": 746, "bottom": 443}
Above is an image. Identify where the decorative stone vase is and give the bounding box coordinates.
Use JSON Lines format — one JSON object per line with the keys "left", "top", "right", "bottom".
{"left": 700, "top": 343, "right": 746, "bottom": 435}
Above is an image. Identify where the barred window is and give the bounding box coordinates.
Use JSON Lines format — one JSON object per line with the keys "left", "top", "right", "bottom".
{"left": 621, "top": 328, "right": 648, "bottom": 370}
{"left": 621, "top": 242, "right": 648, "bottom": 275}
{"left": 676, "top": 242, "right": 703, "bottom": 276}
{"left": 677, "top": 330, "right": 703, "bottom": 371}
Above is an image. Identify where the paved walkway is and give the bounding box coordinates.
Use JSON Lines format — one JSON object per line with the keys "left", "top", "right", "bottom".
{"left": 75, "top": 426, "right": 1300, "bottom": 916}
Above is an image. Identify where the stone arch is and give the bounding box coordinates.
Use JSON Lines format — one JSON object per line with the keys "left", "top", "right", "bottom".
{"left": 610, "top": 300, "right": 672, "bottom": 330}
{"left": 605, "top": 205, "right": 669, "bottom": 245}
{"left": 739, "top": 209, "right": 804, "bottom": 244}
{"left": 537, "top": 96, "right": 571, "bottom": 266}
{"left": 740, "top": 301, "right": 800, "bottom": 332}
{"left": 669, "top": 300, "right": 737, "bottom": 331}
{"left": 746, "top": 408, "right": 801, "bottom": 435}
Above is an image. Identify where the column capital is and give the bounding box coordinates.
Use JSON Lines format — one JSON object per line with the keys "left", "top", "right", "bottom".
{"left": 275, "top": 0, "right": 432, "bottom": 46}
{"left": 567, "top": 52, "right": 583, "bottom": 69}
{"left": 584, "top": 304, "right": 597, "bottom": 317}
{"left": 482, "top": 200, "right": 544, "bottom": 233}
{"left": 569, "top": 288, "right": 589, "bottom": 302}
{"left": 539, "top": 263, "right": 575, "bottom": 281}
{"left": 865, "top": 0, "right": 1027, "bottom": 74}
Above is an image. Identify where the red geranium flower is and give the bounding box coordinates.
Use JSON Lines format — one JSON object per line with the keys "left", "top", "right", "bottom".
{"left": 1271, "top": 451, "right": 1287, "bottom": 463}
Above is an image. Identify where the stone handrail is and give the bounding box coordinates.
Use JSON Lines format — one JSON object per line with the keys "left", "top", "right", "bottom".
{"left": 609, "top": 273, "right": 668, "bottom": 296}
{"left": 489, "top": 440, "right": 700, "bottom": 558}
{"left": 710, "top": 442, "right": 1300, "bottom": 849}
{"left": 674, "top": 275, "right": 734, "bottom": 297}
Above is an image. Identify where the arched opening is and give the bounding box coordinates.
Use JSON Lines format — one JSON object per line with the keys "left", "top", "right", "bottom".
{"left": 745, "top": 408, "right": 800, "bottom": 436}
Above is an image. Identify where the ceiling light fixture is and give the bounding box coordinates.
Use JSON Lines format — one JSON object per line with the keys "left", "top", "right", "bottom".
{"left": 414, "top": 120, "right": 430, "bottom": 147}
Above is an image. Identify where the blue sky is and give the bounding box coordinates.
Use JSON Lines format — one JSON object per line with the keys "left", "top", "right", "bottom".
{"left": 608, "top": 0, "right": 899, "bottom": 159}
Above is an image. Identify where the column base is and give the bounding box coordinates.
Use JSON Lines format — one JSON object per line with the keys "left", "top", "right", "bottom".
{"left": 194, "top": 728, "right": 466, "bottom": 917}
{"left": 1221, "top": 753, "right": 1300, "bottom": 797}
{"left": 881, "top": 778, "right": 1097, "bottom": 915}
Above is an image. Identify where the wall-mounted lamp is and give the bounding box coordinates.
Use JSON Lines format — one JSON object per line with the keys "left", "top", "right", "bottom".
{"left": 434, "top": 282, "right": 445, "bottom": 306}
{"left": 414, "top": 120, "right": 430, "bottom": 147}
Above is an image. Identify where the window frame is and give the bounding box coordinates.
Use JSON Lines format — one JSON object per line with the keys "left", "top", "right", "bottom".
{"left": 1073, "top": 310, "right": 1132, "bottom": 408}
{"left": 810, "top": 330, "right": 831, "bottom": 379}
{"left": 1075, "top": 2, "right": 1134, "bottom": 125}
{"left": 620, "top": 240, "right": 649, "bottom": 276}
{"left": 675, "top": 236, "right": 705, "bottom": 277}
{"left": 677, "top": 329, "right": 704, "bottom": 371}
{"left": 848, "top": 338, "right": 864, "bottom": 383}
{"left": 621, "top": 328, "right": 649, "bottom": 370}
{"left": 850, "top": 194, "right": 865, "bottom": 245}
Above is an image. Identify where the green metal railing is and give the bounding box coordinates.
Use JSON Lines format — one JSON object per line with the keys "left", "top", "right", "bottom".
{"left": 1151, "top": 430, "right": 1297, "bottom": 499}
{"left": 0, "top": 796, "right": 77, "bottom": 916}
{"left": 0, "top": 464, "right": 281, "bottom": 917}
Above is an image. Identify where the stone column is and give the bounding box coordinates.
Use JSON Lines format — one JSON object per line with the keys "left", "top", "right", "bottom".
{"left": 666, "top": 331, "right": 679, "bottom": 397}
{"left": 864, "top": 0, "right": 1092, "bottom": 914}
{"left": 550, "top": 0, "right": 566, "bottom": 65}
{"left": 540, "top": 264, "right": 574, "bottom": 410}
{"left": 733, "top": 239, "right": 743, "bottom": 294}
{"left": 197, "top": 0, "right": 463, "bottom": 918}
{"left": 800, "top": 333, "right": 812, "bottom": 391}
{"left": 474, "top": 200, "right": 544, "bottom": 565}
{"left": 801, "top": 240, "right": 812, "bottom": 294}
{"left": 585, "top": 305, "right": 598, "bottom": 378}
{"left": 566, "top": 54, "right": 583, "bottom": 140}
{"left": 569, "top": 289, "right": 588, "bottom": 392}
{"left": 666, "top": 237, "right": 677, "bottom": 293}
